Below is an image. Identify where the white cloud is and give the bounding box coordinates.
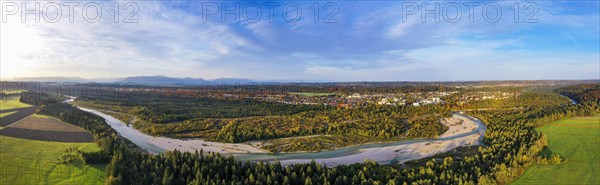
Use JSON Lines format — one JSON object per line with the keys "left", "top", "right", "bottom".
{"left": 1, "top": 1, "right": 257, "bottom": 78}
{"left": 295, "top": 38, "right": 599, "bottom": 81}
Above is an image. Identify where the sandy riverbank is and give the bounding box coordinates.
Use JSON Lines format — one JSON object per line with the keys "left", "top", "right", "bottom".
{"left": 439, "top": 114, "right": 479, "bottom": 138}
{"left": 149, "top": 137, "right": 267, "bottom": 154}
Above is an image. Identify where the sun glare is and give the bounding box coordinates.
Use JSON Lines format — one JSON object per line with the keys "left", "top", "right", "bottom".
{"left": 1, "top": 21, "right": 47, "bottom": 78}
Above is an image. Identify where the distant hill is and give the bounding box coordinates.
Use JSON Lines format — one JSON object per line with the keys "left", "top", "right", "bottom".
{"left": 119, "top": 76, "right": 207, "bottom": 85}
{"left": 211, "top": 78, "right": 253, "bottom": 84}
{"left": 118, "top": 76, "right": 255, "bottom": 85}
{"left": 3, "top": 75, "right": 257, "bottom": 85}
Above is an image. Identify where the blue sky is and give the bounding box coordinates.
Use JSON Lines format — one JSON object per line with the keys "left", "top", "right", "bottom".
{"left": 1, "top": 0, "right": 598, "bottom": 81}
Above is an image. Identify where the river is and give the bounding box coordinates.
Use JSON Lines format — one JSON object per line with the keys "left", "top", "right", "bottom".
{"left": 75, "top": 101, "right": 486, "bottom": 166}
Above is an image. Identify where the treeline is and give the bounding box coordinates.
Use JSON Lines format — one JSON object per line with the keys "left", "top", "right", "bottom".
{"left": 78, "top": 93, "right": 329, "bottom": 124}
{"left": 448, "top": 92, "right": 571, "bottom": 110}
{"left": 106, "top": 149, "right": 400, "bottom": 185}
{"left": 19, "top": 91, "right": 63, "bottom": 105}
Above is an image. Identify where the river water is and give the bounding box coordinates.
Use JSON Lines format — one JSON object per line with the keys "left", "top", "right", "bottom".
{"left": 78, "top": 107, "right": 167, "bottom": 154}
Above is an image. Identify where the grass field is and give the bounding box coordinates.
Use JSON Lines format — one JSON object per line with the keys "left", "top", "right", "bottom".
{"left": 512, "top": 114, "right": 600, "bottom": 185}
{"left": 0, "top": 96, "right": 32, "bottom": 110}
{"left": 288, "top": 92, "right": 338, "bottom": 97}
{"left": 0, "top": 111, "right": 16, "bottom": 118}
{"left": 30, "top": 113, "right": 55, "bottom": 119}
{"left": 0, "top": 135, "right": 106, "bottom": 185}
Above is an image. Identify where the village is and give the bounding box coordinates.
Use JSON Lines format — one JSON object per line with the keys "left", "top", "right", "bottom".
{"left": 250, "top": 90, "right": 518, "bottom": 108}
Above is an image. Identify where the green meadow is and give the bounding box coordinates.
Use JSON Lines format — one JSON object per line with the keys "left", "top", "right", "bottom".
{"left": 0, "top": 96, "right": 32, "bottom": 110}
{"left": 0, "top": 135, "right": 106, "bottom": 185}
{"left": 512, "top": 114, "right": 600, "bottom": 185}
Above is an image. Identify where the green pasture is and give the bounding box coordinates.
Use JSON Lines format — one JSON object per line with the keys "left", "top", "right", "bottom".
{"left": 0, "top": 96, "right": 32, "bottom": 110}
{"left": 0, "top": 135, "right": 106, "bottom": 185}
{"left": 512, "top": 114, "right": 600, "bottom": 184}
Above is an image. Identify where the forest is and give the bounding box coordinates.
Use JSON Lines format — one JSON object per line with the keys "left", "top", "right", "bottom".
{"left": 77, "top": 92, "right": 327, "bottom": 123}
{"left": 556, "top": 83, "right": 600, "bottom": 103}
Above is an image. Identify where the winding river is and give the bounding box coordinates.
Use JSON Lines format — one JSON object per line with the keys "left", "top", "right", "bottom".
{"left": 75, "top": 101, "right": 486, "bottom": 166}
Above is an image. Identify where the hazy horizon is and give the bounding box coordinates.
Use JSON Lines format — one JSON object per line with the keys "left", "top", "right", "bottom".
{"left": 2, "top": 75, "right": 598, "bottom": 83}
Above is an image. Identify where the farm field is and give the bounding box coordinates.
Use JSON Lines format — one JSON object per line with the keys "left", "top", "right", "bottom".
{"left": 11, "top": 115, "right": 87, "bottom": 132}
{"left": 0, "top": 116, "right": 94, "bottom": 142}
{"left": 0, "top": 135, "right": 106, "bottom": 185}
{"left": 512, "top": 114, "right": 600, "bottom": 185}
{"left": 0, "top": 96, "right": 32, "bottom": 110}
